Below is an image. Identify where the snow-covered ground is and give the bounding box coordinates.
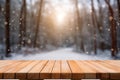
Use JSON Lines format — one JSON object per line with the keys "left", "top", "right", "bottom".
{"left": 5, "top": 48, "right": 113, "bottom": 60}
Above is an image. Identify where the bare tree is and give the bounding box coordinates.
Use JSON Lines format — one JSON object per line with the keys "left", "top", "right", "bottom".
{"left": 29, "top": 0, "right": 34, "bottom": 47}
{"left": 18, "top": 0, "right": 27, "bottom": 49}
{"left": 97, "top": 0, "right": 103, "bottom": 32}
{"left": 19, "top": 0, "right": 24, "bottom": 49}
{"left": 91, "top": 0, "right": 97, "bottom": 54}
{"left": 97, "top": 0, "right": 105, "bottom": 51}
{"left": 22, "top": 0, "right": 27, "bottom": 47}
{"left": 34, "top": 0, "right": 43, "bottom": 48}
{"left": 0, "top": 4, "right": 1, "bottom": 13}
{"left": 5, "top": 0, "right": 11, "bottom": 57}
{"left": 117, "top": 0, "right": 120, "bottom": 23}
{"left": 75, "top": 0, "right": 85, "bottom": 52}
{"left": 105, "top": 0, "right": 118, "bottom": 57}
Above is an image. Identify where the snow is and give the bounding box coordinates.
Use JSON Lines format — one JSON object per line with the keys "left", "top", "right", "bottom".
{"left": 5, "top": 48, "right": 113, "bottom": 60}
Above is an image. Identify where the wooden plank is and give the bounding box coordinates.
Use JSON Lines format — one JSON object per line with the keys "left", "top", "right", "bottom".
{"left": 0, "top": 60, "right": 17, "bottom": 68}
{"left": 103, "top": 60, "right": 120, "bottom": 67}
{"left": 0, "top": 61, "right": 22, "bottom": 79}
{"left": 51, "top": 60, "right": 61, "bottom": 79}
{"left": 61, "top": 60, "right": 71, "bottom": 79}
{"left": 40, "top": 60, "right": 55, "bottom": 79}
{"left": 103, "top": 60, "right": 120, "bottom": 80}
{"left": 96, "top": 61, "right": 120, "bottom": 79}
{"left": 86, "top": 61, "right": 116, "bottom": 79}
{"left": 0, "top": 60, "right": 18, "bottom": 63}
{"left": 3, "top": 61, "right": 32, "bottom": 79}
{"left": 28, "top": 60, "right": 48, "bottom": 79}
{"left": 16, "top": 60, "right": 40, "bottom": 79}
{"left": 0, "top": 60, "right": 20, "bottom": 65}
{"left": 0, "top": 60, "right": 27, "bottom": 69}
{"left": 98, "top": 60, "right": 120, "bottom": 70}
{"left": 76, "top": 61, "right": 97, "bottom": 79}
{"left": 0, "top": 60, "right": 119, "bottom": 80}
{"left": 86, "top": 61, "right": 111, "bottom": 79}
{"left": 68, "top": 60, "right": 84, "bottom": 79}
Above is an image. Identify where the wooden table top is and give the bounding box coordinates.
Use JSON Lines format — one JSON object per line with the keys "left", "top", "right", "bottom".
{"left": 0, "top": 60, "right": 120, "bottom": 79}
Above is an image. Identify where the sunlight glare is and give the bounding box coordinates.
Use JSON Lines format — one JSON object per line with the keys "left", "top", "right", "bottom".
{"left": 56, "top": 11, "right": 65, "bottom": 25}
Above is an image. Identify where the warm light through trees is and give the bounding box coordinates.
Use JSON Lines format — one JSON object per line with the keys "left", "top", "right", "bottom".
{"left": 0, "top": 0, "right": 120, "bottom": 58}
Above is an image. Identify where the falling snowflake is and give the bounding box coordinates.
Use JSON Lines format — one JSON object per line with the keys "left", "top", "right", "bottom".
{"left": 111, "top": 48, "right": 114, "bottom": 51}
{"left": 88, "top": 24, "right": 90, "bottom": 26}
{"left": 108, "top": 28, "right": 110, "bottom": 31}
{"left": 4, "top": 22, "right": 8, "bottom": 25}
{"left": 109, "top": 16, "right": 113, "bottom": 21}
{"left": 27, "top": 39, "right": 31, "bottom": 44}
{"left": 100, "top": 27, "right": 103, "bottom": 30}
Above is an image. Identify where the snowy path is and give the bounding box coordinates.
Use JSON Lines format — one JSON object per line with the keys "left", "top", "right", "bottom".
{"left": 6, "top": 48, "right": 112, "bottom": 60}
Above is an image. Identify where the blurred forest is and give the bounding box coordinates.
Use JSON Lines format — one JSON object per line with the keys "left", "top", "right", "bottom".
{"left": 0, "top": 0, "right": 120, "bottom": 59}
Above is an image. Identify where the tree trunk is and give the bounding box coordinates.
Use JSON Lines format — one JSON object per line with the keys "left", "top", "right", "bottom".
{"left": 97, "top": 0, "right": 105, "bottom": 51}
{"left": 0, "top": 4, "right": 1, "bottom": 13}
{"left": 5, "top": 0, "right": 11, "bottom": 57}
{"left": 97, "top": 0, "right": 103, "bottom": 32}
{"left": 91, "top": 0, "right": 97, "bottom": 54}
{"left": 29, "top": 0, "right": 34, "bottom": 47}
{"left": 33, "top": 0, "right": 43, "bottom": 48}
{"left": 117, "top": 0, "right": 120, "bottom": 52}
{"left": 75, "top": 0, "right": 85, "bottom": 52}
{"left": 19, "top": 0, "right": 24, "bottom": 50}
{"left": 18, "top": 0, "right": 27, "bottom": 49}
{"left": 22, "top": 0, "right": 27, "bottom": 47}
{"left": 117, "top": 0, "right": 120, "bottom": 23}
{"left": 105, "top": 0, "right": 118, "bottom": 57}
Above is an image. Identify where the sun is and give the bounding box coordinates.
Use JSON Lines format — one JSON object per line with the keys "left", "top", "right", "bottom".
{"left": 55, "top": 11, "right": 66, "bottom": 26}
{"left": 57, "top": 12, "right": 65, "bottom": 23}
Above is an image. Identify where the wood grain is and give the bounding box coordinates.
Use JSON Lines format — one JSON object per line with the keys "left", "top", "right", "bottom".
{"left": 40, "top": 60, "right": 55, "bottom": 79}
{"left": 61, "top": 60, "right": 71, "bottom": 79}
{"left": 16, "top": 60, "right": 40, "bottom": 79}
{"left": 4, "top": 61, "right": 32, "bottom": 79}
{"left": 0, "top": 60, "right": 119, "bottom": 79}
{"left": 51, "top": 60, "right": 61, "bottom": 79}
{"left": 28, "top": 60, "right": 48, "bottom": 79}
{"left": 68, "top": 60, "right": 84, "bottom": 79}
